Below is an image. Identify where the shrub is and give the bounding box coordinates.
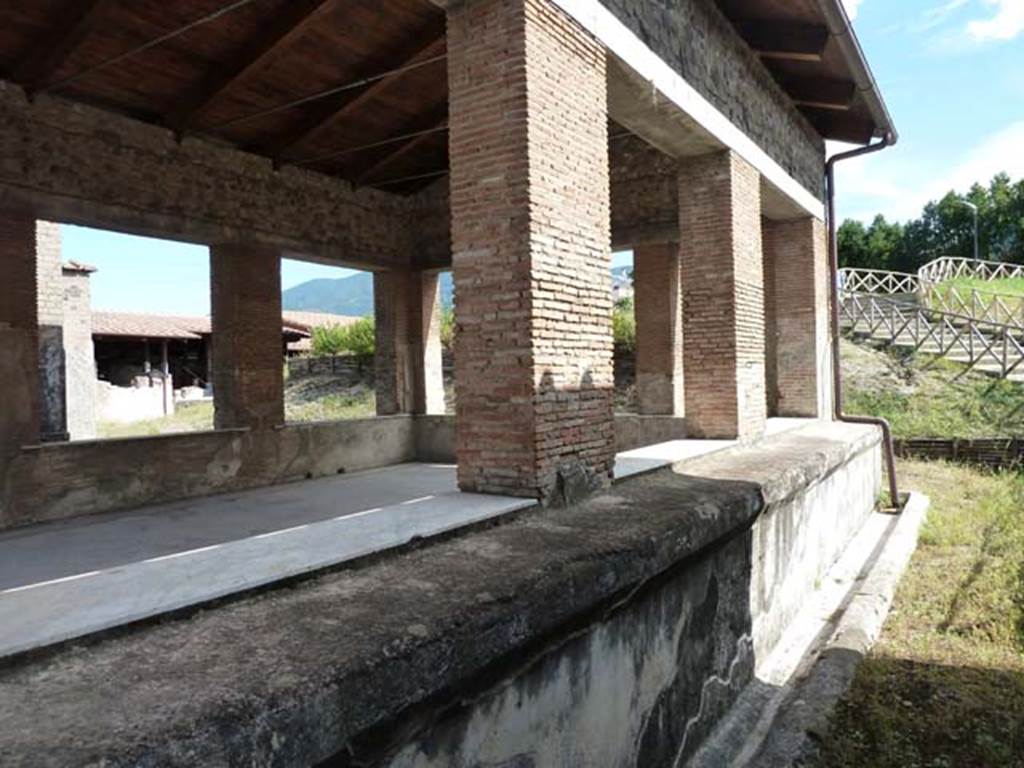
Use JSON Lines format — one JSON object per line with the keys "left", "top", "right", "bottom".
{"left": 311, "top": 317, "right": 375, "bottom": 358}
{"left": 440, "top": 307, "right": 456, "bottom": 350}
{"left": 613, "top": 297, "right": 636, "bottom": 351}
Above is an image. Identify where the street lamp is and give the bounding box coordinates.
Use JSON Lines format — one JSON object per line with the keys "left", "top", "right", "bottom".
{"left": 957, "top": 198, "right": 979, "bottom": 262}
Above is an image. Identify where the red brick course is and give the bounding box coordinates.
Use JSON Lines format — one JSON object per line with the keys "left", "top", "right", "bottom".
{"left": 679, "top": 150, "right": 766, "bottom": 440}
{"left": 447, "top": 0, "right": 614, "bottom": 501}
{"left": 209, "top": 244, "right": 285, "bottom": 431}
{"left": 762, "top": 216, "right": 830, "bottom": 418}
{"left": 374, "top": 269, "right": 444, "bottom": 416}
{"left": 634, "top": 243, "right": 684, "bottom": 415}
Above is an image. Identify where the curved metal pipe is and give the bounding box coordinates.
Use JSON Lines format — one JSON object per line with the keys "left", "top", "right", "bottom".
{"left": 826, "top": 133, "right": 902, "bottom": 510}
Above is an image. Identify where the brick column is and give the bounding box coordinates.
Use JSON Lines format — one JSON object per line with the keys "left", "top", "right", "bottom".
{"left": 36, "top": 221, "right": 68, "bottom": 441}
{"left": 209, "top": 244, "right": 284, "bottom": 431}
{"left": 374, "top": 269, "right": 444, "bottom": 416}
{"left": 448, "top": 0, "right": 614, "bottom": 502}
{"left": 679, "top": 150, "right": 766, "bottom": 440}
{"left": 0, "top": 209, "right": 42, "bottom": 455}
{"left": 634, "top": 243, "right": 684, "bottom": 415}
{"left": 762, "top": 216, "right": 831, "bottom": 418}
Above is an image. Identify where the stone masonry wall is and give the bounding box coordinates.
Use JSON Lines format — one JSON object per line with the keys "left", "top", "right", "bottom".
{"left": 609, "top": 134, "right": 679, "bottom": 249}
{"left": 0, "top": 83, "right": 412, "bottom": 270}
{"left": 602, "top": 0, "right": 826, "bottom": 199}
{"left": 448, "top": 0, "right": 614, "bottom": 501}
{"left": 763, "top": 216, "right": 831, "bottom": 418}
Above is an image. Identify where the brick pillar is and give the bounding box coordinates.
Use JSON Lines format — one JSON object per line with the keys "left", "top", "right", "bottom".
{"left": 679, "top": 150, "right": 766, "bottom": 440}
{"left": 763, "top": 216, "right": 831, "bottom": 418}
{"left": 0, "top": 209, "right": 42, "bottom": 455}
{"left": 634, "top": 243, "right": 684, "bottom": 415}
{"left": 35, "top": 221, "right": 68, "bottom": 441}
{"left": 374, "top": 269, "right": 444, "bottom": 415}
{"left": 209, "top": 244, "right": 284, "bottom": 431}
{"left": 448, "top": 0, "right": 614, "bottom": 502}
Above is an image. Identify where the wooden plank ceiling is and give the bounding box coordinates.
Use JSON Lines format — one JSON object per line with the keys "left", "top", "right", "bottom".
{"left": 0, "top": 0, "right": 882, "bottom": 199}
{"left": 0, "top": 0, "right": 449, "bottom": 194}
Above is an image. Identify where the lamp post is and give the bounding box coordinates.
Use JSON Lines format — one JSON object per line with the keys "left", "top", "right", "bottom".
{"left": 958, "top": 199, "right": 979, "bottom": 262}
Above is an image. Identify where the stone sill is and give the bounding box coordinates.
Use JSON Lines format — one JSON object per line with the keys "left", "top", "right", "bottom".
{"left": 0, "top": 422, "right": 882, "bottom": 767}
{"left": 19, "top": 426, "right": 251, "bottom": 452}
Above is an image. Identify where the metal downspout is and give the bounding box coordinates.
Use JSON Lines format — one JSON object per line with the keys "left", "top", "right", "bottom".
{"left": 826, "top": 134, "right": 903, "bottom": 510}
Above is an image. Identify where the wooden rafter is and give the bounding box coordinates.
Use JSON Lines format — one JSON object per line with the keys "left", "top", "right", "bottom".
{"left": 737, "top": 20, "right": 829, "bottom": 62}
{"left": 782, "top": 76, "right": 857, "bottom": 111}
{"left": 166, "top": 0, "right": 335, "bottom": 134}
{"left": 13, "top": 0, "right": 117, "bottom": 92}
{"left": 800, "top": 106, "right": 876, "bottom": 144}
{"left": 269, "top": 34, "right": 447, "bottom": 163}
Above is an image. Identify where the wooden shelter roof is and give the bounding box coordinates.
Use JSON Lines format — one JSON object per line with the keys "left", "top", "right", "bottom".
{"left": 0, "top": 1, "right": 892, "bottom": 197}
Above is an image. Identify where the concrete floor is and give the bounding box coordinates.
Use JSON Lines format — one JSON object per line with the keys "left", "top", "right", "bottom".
{"left": 0, "top": 420, "right": 813, "bottom": 659}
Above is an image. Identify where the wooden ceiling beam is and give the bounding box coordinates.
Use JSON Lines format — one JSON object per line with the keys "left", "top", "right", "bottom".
{"left": 737, "top": 20, "right": 829, "bottom": 62}
{"left": 13, "top": 0, "right": 118, "bottom": 92}
{"left": 783, "top": 76, "right": 857, "bottom": 111}
{"left": 166, "top": 0, "right": 335, "bottom": 134}
{"left": 800, "top": 106, "right": 876, "bottom": 144}
{"left": 268, "top": 34, "right": 447, "bottom": 163}
{"left": 357, "top": 115, "right": 448, "bottom": 185}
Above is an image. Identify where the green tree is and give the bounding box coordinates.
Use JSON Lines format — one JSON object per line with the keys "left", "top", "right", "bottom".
{"left": 840, "top": 171, "right": 1024, "bottom": 271}
{"left": 311, "top": 318, "right": 375, "bottom": 358}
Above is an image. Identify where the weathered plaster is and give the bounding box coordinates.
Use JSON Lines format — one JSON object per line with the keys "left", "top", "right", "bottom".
{"left": 0, "top": 422, "right": 881, "bottom": 767}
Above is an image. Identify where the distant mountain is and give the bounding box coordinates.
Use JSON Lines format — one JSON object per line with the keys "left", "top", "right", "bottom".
{"left": 282, "top": 272, "right": 455, "bottom": 316}
{"left": 282, "top": 267, "right": 629, "bottom": 316}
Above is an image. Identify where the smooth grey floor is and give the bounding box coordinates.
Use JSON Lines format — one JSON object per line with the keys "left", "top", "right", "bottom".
{"left": 1, "top": 422, "right": 813, "bottom": 659}
{"left": 0, "top": 464, "right": 534, "bottom": 658}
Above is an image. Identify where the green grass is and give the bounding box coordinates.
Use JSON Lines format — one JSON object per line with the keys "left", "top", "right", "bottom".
{"left": 814, "top": 460, "right": 1024, "bottom": 767}
{"left": 928, "top": 277, "right": 1024, "bottom": 321}
{"left": 96, "top": 388, "right": 377, "bottom": 438}
{"left": 97, "top": 401, "right": 215, "bottom": 439}
{"left": 943, "top": 276, "right": 1024, "bottom": 298}
{"left": 285, "top": 390, "right": 376, "bottom": 423}
{"left": 842, "top": 343, "right": 1024, "bottom": 438}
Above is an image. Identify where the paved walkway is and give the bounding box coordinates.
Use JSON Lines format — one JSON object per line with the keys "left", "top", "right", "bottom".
{"left": 0, "top": 419, "right": 811, "bottom": 659}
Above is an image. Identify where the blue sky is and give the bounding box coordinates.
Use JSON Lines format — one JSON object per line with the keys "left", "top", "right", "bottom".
{"left": 68, "top": 0, "right": 1022, "bottom": 314}
{"left": 834, "top": 0, "right": 1024, "bottom": 222}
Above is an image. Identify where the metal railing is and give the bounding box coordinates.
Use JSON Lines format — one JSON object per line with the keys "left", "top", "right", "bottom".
{"left": 840, "top": 291, "right": 1024, "bottom": 380}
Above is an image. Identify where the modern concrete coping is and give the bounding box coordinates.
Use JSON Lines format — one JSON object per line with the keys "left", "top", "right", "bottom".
{"left": 0, "top": 421, "right": 882, "bottom": 767}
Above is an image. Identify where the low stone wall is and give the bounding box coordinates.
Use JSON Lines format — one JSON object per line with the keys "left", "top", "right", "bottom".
{"left": 0, "top": 413, "right": 692, "bottom": 530}
{"left": 895, "top": 437, "right": 1024, "bottom": 470}
{"left": 0, "top": 417, "right": 417, "bottom": 529}
{"left": 0, "top": 422, "right": 882, "bottom": 766}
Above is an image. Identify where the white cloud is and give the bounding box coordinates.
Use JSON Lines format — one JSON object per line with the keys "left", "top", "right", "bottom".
{"left": 917, "top": 0, "right": 970, "bottom": 32}
{"left": 830, "top": 121, "right": 1024, "bottom": 222}
{"left": 966, "top": 0, "right": 1024, "bottom": 42}
{"left": 842, "top": 0, "right": 864, "bottom": 20}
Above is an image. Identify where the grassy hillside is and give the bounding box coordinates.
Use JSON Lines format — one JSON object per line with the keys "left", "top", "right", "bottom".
{"left": 841, "top": 339, "right": 1024, "bottom": 438}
